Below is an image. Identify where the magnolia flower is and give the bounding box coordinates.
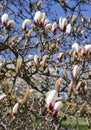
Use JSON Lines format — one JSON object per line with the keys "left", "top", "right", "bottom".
{"left": 72, "top": 65, "right": 80, "bottom": 79}
{"left": 72, "top": 42, "right": 79, "bottom": 50}
{"left": 22, "top": 19, "right": 31, "bottom": 30}
{"left": 46, "top": 90, "right": 58, "bottom": 110}
{"left": 66, "top": 24, "right": 71, "bottom": 35}
{"left": 76, "top": 81, "right": 82, "bottom": 91}
{"left": 53, "top": 101, "right": 63, "bottom": 117}
{"left": 34, "top": 54, "right": 39, "bottom": 66}
{"left": 12, "top": 103, "right": 19, "bottom": 116}
{"left": 57, "top": 52, "right": 63, "bottom": 61}
{"left": 80, "top": 46, "right": 87, "bottom": 57}
{"left": 59, "top": 17, "right": 67, "bottom": 32}
{"left": 34, "top": 11, "right": 45, "bottom": 25}
{"left": 85, "top": 44, "right": 91, "bottom": 54}
{"left": 45, "top": 23, "right": 52, "bottom": 32}
{"left": 1, "top": 13, "right": 8, "bottom": 26}
{"left": 7, "top": 20, "right": 15, "bottom": 28}
{"left": 52, "top": 22, "right": 57, "bottom": 33}
{"left": 72, "top": 42, "right": 79, "bottom": 56}
{"left": 44, "top": 18, "right": 50, "bottom": 26}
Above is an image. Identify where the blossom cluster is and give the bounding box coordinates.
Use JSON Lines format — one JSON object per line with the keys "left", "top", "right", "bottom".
{"left": 1, "top": 11, "right": 71, "bottom": 35}
{"left": 46, "top": 89, "right": 63, "bottom": 117}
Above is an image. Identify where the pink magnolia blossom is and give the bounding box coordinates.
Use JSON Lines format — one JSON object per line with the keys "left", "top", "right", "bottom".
{"left": 52, "top": 22, "right": 57, "bottom": 33}
{"left": 59, "top": 17, "right": 67, "bottom": 32}
{"left": 22, "top": 19, "right": 31, "bottom": 30}
{"left": 12, "top": 103, "right": 19, "bottom": 116}
{"left": 46, "top": 90, "right": 58, "bottom": 110}
{"left": 53, "top": 101, "right": 63, "bottom": 117}
{"left": 1, "top": 13, "right": 8, "bottom": 26}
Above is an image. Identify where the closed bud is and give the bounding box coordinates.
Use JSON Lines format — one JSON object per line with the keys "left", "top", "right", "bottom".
{"left": 36, "top": 1, "right": 42, "bottom": 10}
{"left": 12, "top": 103, "right": 19, "bottom": 116}
{"left": 22, "top": 19, "right": 31, "bottom": 31}
{"left": 55, "top": 78, "right": 62, "bottom": 92}
{"left": 76, "top": 81, "right": 82, "bottom": 91}
{"left": 1, "top": 13, "right": 8, "bottom": 26}
{"left": 63, "top": 68, "right": 68, "bottom": 80}
{"left": 57, "top": 52, "right": 64, "bottom": 61}
{"left": 40, "top": 55, "right": 48, "bottom": 67}
{"left": 22, "top": 88, "right": 30, "bottom": 104}
{"left": 53, "top": 101, "right": 63, "bottom": 117}
{"left": 16, "top": 58, "right": 22, "bottom": 75}
{"left": 52, "top": 22, "right": 57, "bottom": 34}
{"left": 72, "top": 65, "right": 80, "bottom": 79}
{"left": 80, "top": 46, "right": 87, "bottom": 57}
{"left": 7, "top": 20, "right": 15, "bottom": 29}
{"left": 68, "top": 81, "right": 73, "bottom": 97}
{"left": 66, "top": 24, "right": 71, "bottom": 36}
{"left": 71, "top": 15, "right": 77, "bottom": 25}
{"left": 45, "top": 23, "right": 52, "bottom": 32}
{"left": 59, "top": 17, "right": 67, "bottom": 32}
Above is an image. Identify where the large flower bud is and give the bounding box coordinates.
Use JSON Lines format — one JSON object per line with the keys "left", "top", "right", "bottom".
{"left": 12, "top": 103, "right": 19, "bottom": 116}
{"left": 34, "top": 11, "right": 45, "bottom": 25}
{"left": 55, "top": 78, "right": 62, "bottom": 92}
{"left": 59, "top": 17, "right": 67, "bottom": 32}
{"left": 72, "top": 65, "right": 80, "bottom": 79}
{"left": 66, "top": 24, "right": 71, "bottom": 36}
{"left": 46, "top": 90, "right": 58, "bottom": 110}
{"left": 85, "top": 44, "right": 91, "bottom": 55}
{"left": 68, "top": 81, "right": 73, "bottom": 97}
{"left": 72, "top": 42, "right": 79, "bottom": 57}
{"left": 57, "top": 52, "right": 64, "bottom": 61}
{"left": 1, "top": 13, "right": 8, "bottom": 26}
{"left": 80, "top": 46, "right": 87, "bottom": 57}
{"left": 45, "top": 23, "right": 52, "bottom": 32}
{"left": 7, "top": 20, "right": 15, "bottom": 29}
{"left": 76, "top": 81, "right": 82, "bottom": 91}
{"left": 22, "top": 19, "right": 31, "bottom": 31}
{"left": 52, "top": 22, "right": 57, "bottom": 34}
{"left": 53, "top": 101, "right": 63, "bottom": 117}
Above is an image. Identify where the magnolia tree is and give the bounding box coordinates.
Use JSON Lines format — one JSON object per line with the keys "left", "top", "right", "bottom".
{"left": 0, "top": 0, "right": 91, "bottom": 129}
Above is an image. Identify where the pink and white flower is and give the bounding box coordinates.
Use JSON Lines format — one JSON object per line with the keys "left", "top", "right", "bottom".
{"left": 22, "top": 19, "right": 31, "bottom": 30}
{"left": 1, "top": 13, "right": 8, "bottom": 26}
{"left": 12, "top": 103, "right": 19, "bottom": 116}
{"left": 7, "top": 20, "right": 15, "bottom": 28}
{"left": 57, "top": 52, "right": 63, "bottom": 61}
{"left": 66, "top": 24, "right": 71, "bottom": 35}
{"left": 52, "top": 22, "right": 57, "bottom": 33}
{"left": 53, "top": 101, "right": 63, "bottom": 117}
{"left": 59, "top": 17, "right": 67, "bottom": 32}
{"left": 46, "top": 90, "right": 58, "bottom": 110}
{"left": 72, "top": 42, "right": 79, "bottom": 57}
{"left": 45, "top": 23, "right": 52, "bottom": 32}
{"left": 34, "top": 11, "right": 45, "bottom": 25}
